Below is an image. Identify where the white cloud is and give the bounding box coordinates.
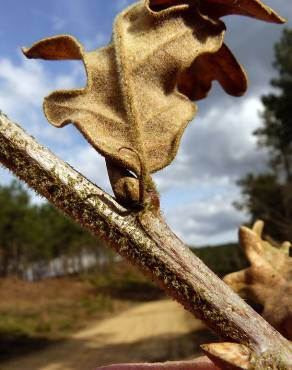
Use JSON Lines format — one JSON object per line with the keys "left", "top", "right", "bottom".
{"left": 166, "top": 189, "right": 246, "bottom": 246}
{"left": 0, "top": 58, "right": 50, "bottom": 109}
{"left": 154, "top": 95, "right": 269, "bottom": 246}
{"left": 65, "top": 146, "right": 112, "bottom": 194}
{"left": 0, "top": 54, "right": 113, "bottom": 197}
{"left": 155, "top": 94, "right": 268, "bottom": 192}
{"left": 0, "top": 55, "right": 84, "bottom": 145}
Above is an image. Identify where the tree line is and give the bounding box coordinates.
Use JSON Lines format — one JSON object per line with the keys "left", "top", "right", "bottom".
{"left": 0, "top": 180, "right": 111, "bottom": 279}
{"left": 0, "top": 178, "right": 249, "bottom": 280}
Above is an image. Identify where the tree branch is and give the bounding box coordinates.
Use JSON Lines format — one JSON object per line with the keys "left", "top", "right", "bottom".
{"left": 0, "top": 112, "right": 291, "bottom": 369}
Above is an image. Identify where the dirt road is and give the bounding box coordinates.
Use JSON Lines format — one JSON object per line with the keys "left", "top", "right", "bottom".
{"left": 2, "top": 300, "right": 216, "bottom": 370}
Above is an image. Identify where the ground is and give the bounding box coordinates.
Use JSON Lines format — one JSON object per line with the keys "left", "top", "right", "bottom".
{"left": 1, "top": 300, "right": 217, "bottom": 370}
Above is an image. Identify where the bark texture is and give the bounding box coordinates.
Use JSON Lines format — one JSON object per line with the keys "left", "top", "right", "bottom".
{"left": 0, "top": 112, "right": 291, "bottom": 369}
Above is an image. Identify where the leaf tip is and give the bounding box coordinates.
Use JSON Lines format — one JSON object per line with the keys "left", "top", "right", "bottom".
{"left": 21, "top": 47, "right": 31, "bottom": 58}
{"left": 201, "top": 342, "right": 251, "bottom": 370}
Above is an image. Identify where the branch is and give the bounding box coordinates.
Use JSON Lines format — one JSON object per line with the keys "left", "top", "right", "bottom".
{"left": 0, "top": 112, "right": 291, "bottom": 369}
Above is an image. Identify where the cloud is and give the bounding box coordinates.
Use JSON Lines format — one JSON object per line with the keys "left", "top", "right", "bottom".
{"left": 0, "top": 54, "right": 83, "bottom": 185}
{"left": 0, "top": 53, "right": 112, "bottom": 196}
{"left": 0, "top": 55, "right": 84, "bottom": 145}
{"left": 155, "top": 94, "right": 269, "bottom": 193}
{"left": 154, "top": 94, "right": 270, "bottom": 246}
{"left": 189, "top": 95, "right": 267, "bottom": 178}
{"left": 0, "top": 58, "right": 52, "bottom": 110}
{"left": 65, "top": 146, "right": 112, "bottom": 194}
{"left": 166, "top": 190, "right": 246, "bottom": 246}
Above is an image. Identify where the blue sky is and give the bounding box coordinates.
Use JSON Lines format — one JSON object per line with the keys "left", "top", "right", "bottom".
{"left": 0, "top": 0, "right": 291, "bottom": 246}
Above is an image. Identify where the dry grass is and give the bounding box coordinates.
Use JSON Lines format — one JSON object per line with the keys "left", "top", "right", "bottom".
{"left": 0, "top": 262, "right": 163, "bottom": 339}
{"left": 0, "top": 262, "right": 164, "bottom": 362}
{"left": 0, "top": 276, "right": 112, "bottom": 339}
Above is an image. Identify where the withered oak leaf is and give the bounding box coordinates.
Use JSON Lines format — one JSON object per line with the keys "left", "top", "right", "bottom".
{"left": 23, "top": 0, "right": 284, "bottom": 205}
{"left": 146, "top": 0, "right": 286, "bottom": 24}
{"left": 224, "top": 220, "right": 292, "bottom": 340}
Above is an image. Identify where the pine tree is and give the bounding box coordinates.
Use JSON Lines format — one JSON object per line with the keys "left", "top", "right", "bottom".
{"left": 237, "top": 28, "right": 292, "bottom": 242}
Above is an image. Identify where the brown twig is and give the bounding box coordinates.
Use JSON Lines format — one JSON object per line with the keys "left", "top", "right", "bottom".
{"left": 0, "top": 112, "right": 291, "bottom": 369}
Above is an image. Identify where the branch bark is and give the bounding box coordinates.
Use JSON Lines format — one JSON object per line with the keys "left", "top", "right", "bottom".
{"left": 0, "top": 111, "right": 291, "bottom": 369}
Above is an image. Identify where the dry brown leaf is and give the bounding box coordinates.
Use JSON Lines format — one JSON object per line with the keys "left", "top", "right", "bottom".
{"left": 201, "top": 342, "right": 251, "bottom": 370}
{"left": 224, "top": 220, "right": 292, "bottom": 340}
{"left": 177, "top": 43, "right": 247, "bottom": 100}
{"left": 147, "top": 0, "right": 286, "bottom": 23}
{"left": 23, "top": 0, "right": 284, "bottom": 205}
{"left": 23, "top": 3, "right": 227, "bottom": 204}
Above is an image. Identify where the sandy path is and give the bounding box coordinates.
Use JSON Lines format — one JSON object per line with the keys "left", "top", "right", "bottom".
{"left": 2, "top": 300, "right": 210, "bottom": 370}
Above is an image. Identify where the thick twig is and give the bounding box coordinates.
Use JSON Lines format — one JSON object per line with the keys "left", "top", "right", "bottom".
{"left": 0, "top": 112, "right": 291, "bottom": 369}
